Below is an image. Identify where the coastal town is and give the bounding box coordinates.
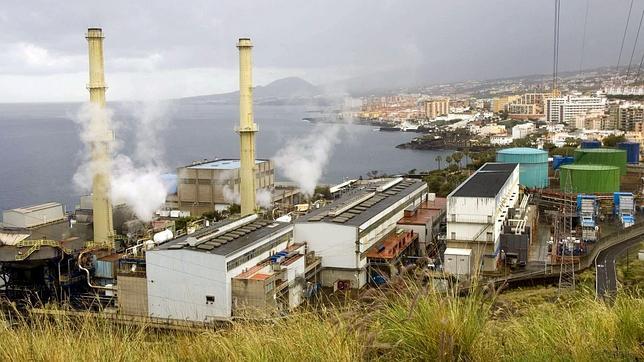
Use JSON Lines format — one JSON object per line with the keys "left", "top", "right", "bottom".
{"left": 356, "top": 68, "right": 644, "bottom": 155}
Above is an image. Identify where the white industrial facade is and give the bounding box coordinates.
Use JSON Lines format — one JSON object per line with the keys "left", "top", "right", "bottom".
{"left": 294, "top": 178, "right": 428, "bottom": 289}
{"left": 2, "top": 202, "right": 65, "bottom": 229}
{"left": 446, "top": 163, "right": 520, "bottom": 273}
{"left": 146, "top": 216, "right": 292, "bottom": 321}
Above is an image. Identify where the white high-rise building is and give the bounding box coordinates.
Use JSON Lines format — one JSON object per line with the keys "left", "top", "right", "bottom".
{"left": 546, "top": 96, "right": 607, "bottom": 123}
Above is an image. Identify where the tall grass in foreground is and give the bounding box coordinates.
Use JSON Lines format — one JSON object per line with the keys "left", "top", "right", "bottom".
{"left": 0, "top": 287, "right": 642, "bottom": 361}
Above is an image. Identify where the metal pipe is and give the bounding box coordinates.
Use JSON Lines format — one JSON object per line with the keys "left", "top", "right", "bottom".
{"left": 237, "top": 38, "right": 257, "bottom": 216}
{"left": 77, "top": 250, "right": 116, "bottom": 291}
{"left": 86, "top": 27, "right": 115, "bottom": 246}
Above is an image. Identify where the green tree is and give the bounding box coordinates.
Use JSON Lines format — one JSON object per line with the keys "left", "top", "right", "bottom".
{"left": 564, "top": 137, "right": 581, "bottom": 147}
{"left": 445, "top": 155, "right": 453, "bottom": 166}
{"left": 602, "top": 134, "right": 626, "bottom": 147}
{"left": 434, "top": 155, "right": 442, "bottom": 170}
{"left": 452, "top": 151, "right": 464, "bottom": 169}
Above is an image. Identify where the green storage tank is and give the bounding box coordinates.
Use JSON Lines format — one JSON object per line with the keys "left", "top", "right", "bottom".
{"left": 559, "top": 164, "right": 620, "bottom": 193}
{"left": 573, "top": 148, "right": 627, "bottom": 175}
{"left": 496, "top": 147, "right": 549, "bottom": 188}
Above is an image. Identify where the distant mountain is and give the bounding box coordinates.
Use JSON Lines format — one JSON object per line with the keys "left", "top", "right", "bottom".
{"left": 179, "top": 77, "right": 324, "bottom": 105}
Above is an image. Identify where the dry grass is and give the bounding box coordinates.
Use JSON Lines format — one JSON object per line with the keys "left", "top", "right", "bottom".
{"left": 0, "top": 285, "right": 642, "bottom": 361}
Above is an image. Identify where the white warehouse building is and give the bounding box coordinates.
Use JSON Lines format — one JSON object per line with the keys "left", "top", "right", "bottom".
{"left": 446, "top": 163, "right": 520, "bottom": 273}
{"left": 294, "top": 178, "right": 428, "bottom": 290}
{"left": 146, "top": 215, "right": 295, "bottom": 322}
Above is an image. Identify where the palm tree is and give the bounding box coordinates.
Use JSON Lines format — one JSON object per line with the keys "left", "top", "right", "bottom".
{"left": 445, "top": 155, "right": 453, "bottom": 167}
{"left": 452, "top": 151, "right": 464, "bottom": 169}
{"left": 434, "top": 155, "right": 442, "bottom": 170}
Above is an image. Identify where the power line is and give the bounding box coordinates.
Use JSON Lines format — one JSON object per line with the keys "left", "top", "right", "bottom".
{"left": 626, "top": 8, "right": 644, "bottom": 78}
{"left": 579, "top": 0, "right": 590, "bottom": 76}
{"left": 617, "top": 0, "right": 635, "bottom": 74}
{"left": 552, "top": 0, "right": 561, "bottom": 93}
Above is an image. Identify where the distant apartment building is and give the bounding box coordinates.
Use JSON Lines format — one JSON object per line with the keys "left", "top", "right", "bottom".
{"left": 507, "top": 103, "right": 536, "bottom": 117}
{"left": 573, "top": 110, "right": 613, "bottom": 131}
{"left": 491, "top": 95, "right": 521, "bottom": 113}
{"left": 634, "top": 121, "right": 644, "bottom": 133}
{"left": 511, "top": 123, "right": 535, "bottom": 139}
{"left": 476, "top": 123, "right": 507, "bottom": 136}
{"left": 618, "top": 103, "right": 644, "bottom": 131}
{"left": 490, "top": 134, "right": 513, "bottom": 145}
{"left": 425, "top": 98, "right": 450, "bottom": 119}
{"left": 545, "top": 96, "right": 607, "bottom": 123}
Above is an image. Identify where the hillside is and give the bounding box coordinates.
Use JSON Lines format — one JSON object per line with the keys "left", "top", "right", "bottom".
{"left": 2, "top": 285, "right": 642, "bottom": 360}
{"left": 180, "top": 77, "right": 324, "bottom": 105}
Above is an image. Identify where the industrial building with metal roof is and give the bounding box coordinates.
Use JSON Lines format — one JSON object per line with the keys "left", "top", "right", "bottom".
{"left": 294, "top": 177, "right": 428, "bottom": 289}
{"left": 446, "top": 163, "right": 523, "bottom": 274}
{"left": 146, "top": 214, "right": 297, "bottom": 321}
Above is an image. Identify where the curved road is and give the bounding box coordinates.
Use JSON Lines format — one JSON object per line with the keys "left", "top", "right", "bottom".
{"left": 595, "top": 235, "right": 642, "bottom": 299}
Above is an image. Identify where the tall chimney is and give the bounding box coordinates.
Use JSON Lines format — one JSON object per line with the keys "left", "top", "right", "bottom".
{"left": 237, "top": 38, "right": 257, "bottom": 216}
{"left": 86, "top": 28, "right": 115, "bottom": 245}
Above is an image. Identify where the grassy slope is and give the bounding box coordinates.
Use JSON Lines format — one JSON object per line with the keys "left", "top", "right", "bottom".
{"left": 1, "top": 284, "right": 642, "bottom": 361}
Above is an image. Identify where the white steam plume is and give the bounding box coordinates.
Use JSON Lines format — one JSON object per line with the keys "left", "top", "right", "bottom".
{"left": 256, "top": 188, "right": 273, "bottom": 209}
{"left": 217, "top": 170, "right": 272, "bottom": 209}
{"left": 73, "top": 102, "right": 171, "bottom": 222}
{"left": 273, "top": 124, "right": 340, "bottom": 196}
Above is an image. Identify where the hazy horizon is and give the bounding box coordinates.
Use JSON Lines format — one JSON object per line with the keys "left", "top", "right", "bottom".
{"left": 1, "top": 0, "right": 641, "bottom": 102}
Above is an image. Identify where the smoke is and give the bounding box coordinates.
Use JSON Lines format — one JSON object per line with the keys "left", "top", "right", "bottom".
{"left": 218, "top": 170, "right": 273, "bottom": 210}
{"left": 273, "top": 124, "right": 341, "bottom": 196}
{"left": 256, "top": 188, "right": 273, "bottom": 209}
{"left": 73, "top": 102, "right": 171, "bottom": 222}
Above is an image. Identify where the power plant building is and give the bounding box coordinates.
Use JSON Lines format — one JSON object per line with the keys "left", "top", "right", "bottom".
{"left": 2, "top": 203, "right": 66, "bottom": 229}
{"left": 294, "top": 178, "right": 428, "bottom": 289}
{"left": 446, "top": 163, "right": 522, "bottom": 273}
{"left": 146, "top": 215, "right": 297, "bottom": 321}
{"left": 168, "top": 159, "right": 275, "bottom": 215}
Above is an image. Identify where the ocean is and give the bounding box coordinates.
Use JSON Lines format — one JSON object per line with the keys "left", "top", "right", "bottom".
{"left": 0, "top": 102, "right": 450, "bottom": 213}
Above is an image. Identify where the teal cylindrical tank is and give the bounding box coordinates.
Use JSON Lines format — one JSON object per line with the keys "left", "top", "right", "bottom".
{"left": 496, "top": 147, "right": 549, "bottom": 188}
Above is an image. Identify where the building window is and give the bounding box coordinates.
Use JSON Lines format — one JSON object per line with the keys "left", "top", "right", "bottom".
{"left": 486, "top": 232, "right": 493, "bottom": 242}
{"left": 451, "top": 214, "right": 456, "bottom": 222}
{"left": 487, "top": 215, "right": 492, "bottom": 224}
{"left": 451, "top": 232, "right": 456, "bottom": 240}
{"left": 206, "top": 295, "right": 215, "bottom": 304}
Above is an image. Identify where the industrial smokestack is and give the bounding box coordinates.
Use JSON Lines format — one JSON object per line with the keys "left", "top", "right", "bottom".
{"left": 86, "top": 28, "right": 115, "bottom": 245}
{"left": 237, "top": 38, "right": 257, "bottom": 216}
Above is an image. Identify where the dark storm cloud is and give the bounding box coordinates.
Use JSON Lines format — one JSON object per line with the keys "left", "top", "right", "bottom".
{"left": 0, "top": 0, "right": 639, "bottom": 101}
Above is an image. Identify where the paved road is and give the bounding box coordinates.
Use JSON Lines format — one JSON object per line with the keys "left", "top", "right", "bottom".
{"left": 595, "top": 235, "right": 642, "bottom": 299}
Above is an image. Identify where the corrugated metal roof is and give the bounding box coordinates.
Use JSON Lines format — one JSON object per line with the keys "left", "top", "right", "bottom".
{"left": 298, "top": 178, "right": 426, "bottom": 226}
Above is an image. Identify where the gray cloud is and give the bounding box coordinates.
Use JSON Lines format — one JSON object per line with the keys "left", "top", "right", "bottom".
{"left": 0, "top": 0, "right": 639, "bottom": 101}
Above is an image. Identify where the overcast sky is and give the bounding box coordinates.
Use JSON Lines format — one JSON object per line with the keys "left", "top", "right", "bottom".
{"left": 0, "top": 0, "right": 640, "bottom": 102}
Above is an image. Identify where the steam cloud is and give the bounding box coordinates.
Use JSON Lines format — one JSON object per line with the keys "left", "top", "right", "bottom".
{"left": 73, "top": 101, "right": 172, "bottom": 222}
{"left": 219, "top": 169, "right": 273, "bottom": 209}
{"left": 273, "top": 124, "right": 340, "bottom": 197}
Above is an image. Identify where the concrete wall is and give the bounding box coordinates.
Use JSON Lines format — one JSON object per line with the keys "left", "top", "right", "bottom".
{"left": 118, "top": 274, "right": 148, "bottom": 316}
{"left": 319, "top": 268, "right": 365, "bottom": 289}
{"left": 231, "top": 277, "right": 275, "bottom": 314}
{"left": 294, "top": 223, "right": 357, "bottom": 269}
{"left": 147, "top": 250, "right": 229, "bottom": 321}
